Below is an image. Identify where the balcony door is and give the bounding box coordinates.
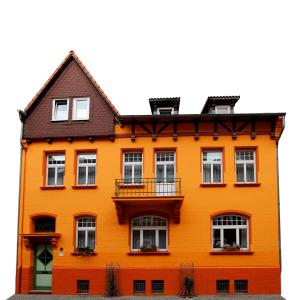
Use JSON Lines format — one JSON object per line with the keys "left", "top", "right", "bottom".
{"left": 155, "top": 151, "right": 176, "bottom": 196}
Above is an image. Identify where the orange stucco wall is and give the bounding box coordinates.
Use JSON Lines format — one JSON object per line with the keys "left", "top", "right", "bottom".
{"left": 16, "top": 125, "right": 281, "bottom": 295}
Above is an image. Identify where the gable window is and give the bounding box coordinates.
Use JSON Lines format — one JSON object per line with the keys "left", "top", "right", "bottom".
{"left": 46, "top": 154, "right": 65, "bottom": 186}
{"left": 77, "top": 153, "right": 96, "bottom": 185}
{"left": 235, "top": 150, "right": 256, "bottom": 183}
{"left": 212, "top": 215, "right": 249, "bottom": 250}
{"left": 202, "top": 151, "right": 222, "bottom": 183}
{"left": 76, "top": 217, "right": 96, "bottom": 250}
{"left": 123, "top": 152, "right": 143, "bottom": 184}
{"left": 215, "top": 105, "right": 231, "bottom": 114}
{"left": 73, "top": 97, "right": 90, "bottom": 120}
{"left": 131, "top": 216, "right": 167, "bottom": 251}
{"left": 34, "top": 217, "right": 55, "bottom": 232}
{"left": 52, "top": 99, "right": 69, "bottom": 121}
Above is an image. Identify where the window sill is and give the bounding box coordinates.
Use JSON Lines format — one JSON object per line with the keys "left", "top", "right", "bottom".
{"left": 119, "top": 184, "right": 145, "bottom": 189}
{"left": 210, "top": 250, "right": 253, "bottom": 255}
{"left": 71, "top": 251, "right": 97, "bottom": 256}
{"left": 40, "top": 186, "right": 66, "bottom": 190}
{"left": 127, "top": 251, "right": 170, "bottom": 256}
{"left": 200, "top": 183, "right": 227, "bottom": 187}
{"left": 72, "top": 185, "right": 98, "bottom": 189}
{"left": 234, "top": 183, "right": 261, "bottom": 187}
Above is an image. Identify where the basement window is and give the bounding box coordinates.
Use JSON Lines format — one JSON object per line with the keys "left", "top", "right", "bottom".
{"left": 235, "top": 280, "right": 248, "bottom": 293}
{"left": 77, "top": 280, "right": 89, "bottom": 294}
{"left": 152, "top": 280, "right": 164, "bottom": 294}
{"left": 133, "top": 280, "right": 146, "bottom": 294}
{"left": 216, "top": 280, "right": 229, "bottom": 294}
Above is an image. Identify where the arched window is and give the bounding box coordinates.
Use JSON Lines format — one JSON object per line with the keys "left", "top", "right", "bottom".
{"left": 76, "top": 217, "right": 96, "bottom": 250}
{"left": 34, "top": 217, "right": 55, "bottom": 232}
{"left": 131, "top": 216, "right": 167, "bottom": 251}
{"left": 212, "top": 215, "right": 249, "bottom": 250}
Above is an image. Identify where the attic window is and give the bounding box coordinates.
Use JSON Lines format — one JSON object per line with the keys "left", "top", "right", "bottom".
{"left": 157, "top": 108, "right": 174, "bottom": 115}
{"left": 215, "top": 105, "right": 231, "bottom": 114}
{"left": 73, "top": 98, "right": 90, "bottom": 120}
{"left": 52, "top": 99, "right": 69, "bottom": 121}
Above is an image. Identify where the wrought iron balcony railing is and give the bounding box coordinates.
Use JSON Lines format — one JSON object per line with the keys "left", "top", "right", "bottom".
{"left": 114, "top": 178, "right": 181, "bottom": 197}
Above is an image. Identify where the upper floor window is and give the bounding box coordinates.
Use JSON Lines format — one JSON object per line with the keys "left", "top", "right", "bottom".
{"left": 46, "top": 154, "right": 65, "bottom": 186}
{"left": 212, "top": 215, "right": 248, "bottom": 250}
{"left": 123, "top": 152, "right": 143, "bottom": 184}
{"left": 235, "top": 150, "right": 256, "bottom": 183}
{"left": 52, "top": 99, "right": 69, "bottom": 121}
{"left": 77, "top": 153, "right": 96, "bottom": 185}
{"left": 214, "top": 105, "right": 231, "bottom": 114}
{"left": 73, "top": 97, "right": 90, "bottom": 120}
{"left": 76, "top": 217, "right": 96, "bottom": 250}
{"left": 202, "top": 151, "right": 222, "bottom": 183}
{"left": 34, "top": 217, "right": 55, "bottom": 232}
{"left": 131, "top": 216, "right": 168, "bottom": 251}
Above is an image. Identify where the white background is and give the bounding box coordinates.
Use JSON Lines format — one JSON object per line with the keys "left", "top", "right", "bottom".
{"left": 0, "top": 0, "right": 298, "bottom": 299}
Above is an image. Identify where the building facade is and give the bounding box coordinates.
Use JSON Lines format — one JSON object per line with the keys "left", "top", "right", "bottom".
{"left": 16, "top": 51, "right": 285, "bottom": 296}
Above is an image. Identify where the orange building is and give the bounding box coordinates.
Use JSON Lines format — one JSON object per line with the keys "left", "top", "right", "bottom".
{"left": 15, "top": 51, "right": 285, "bottom": 296}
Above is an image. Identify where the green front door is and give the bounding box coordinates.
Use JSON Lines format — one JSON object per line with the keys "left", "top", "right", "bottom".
{"left": 34, "top": 244, "right": 53, "bottom": 290}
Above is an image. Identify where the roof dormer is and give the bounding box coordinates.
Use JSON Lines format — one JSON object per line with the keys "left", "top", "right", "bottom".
{"left": 201, "top": 96, "right": 240, "bottom": 114}
{"left": 149, "top": 97, "right": 180, "bottom": 115}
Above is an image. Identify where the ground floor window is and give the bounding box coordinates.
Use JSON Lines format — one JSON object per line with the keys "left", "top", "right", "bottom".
{"left": 77, "top": 280, "right": 89, "bottom": 294}
{"left": 216, "top": 280, "right": 229, "bottom": 294}
{"left": 152, "top": 280, "right": 164, "bottom": 293}
{"left": 133, "top": 280, "right": 146, "bottom": 294}
{"left": 235, "top": 280, "right": 248, "bottom": 293}
{"left": 76, "top": 217, "right": 96, "bottom": 250}
{"left": 131, "top": 216, "right": 167, "bottom": 251}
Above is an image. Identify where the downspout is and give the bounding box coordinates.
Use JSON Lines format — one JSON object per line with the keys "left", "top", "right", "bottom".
{"left": 276, "top": 115, "right": 285, "bottom": 272}
{"left": 15, "top": 110, "right": 27, "bottom": 293}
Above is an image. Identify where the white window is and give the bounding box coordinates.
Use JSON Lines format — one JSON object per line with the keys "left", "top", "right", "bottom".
{"left": 157, "top": 107, "right": 174, "bottom": 115}
{"left": 73, "top": 97, "right": 90, "bottom": 120}
{"left": 215, "top": 105, "right": 231, "bottom": 114}
{"left": 235, "top": 150, "right": 256, "bottom": 183}
{"left": 202, "top": 151, "right": 222, "bottom": 183}
{"left": 131, "top": 216, "right": 168, "bottom": 251}
{"left": 77, "top": 153, "right": 96, "bottom": 185}
{"left": 123, "top": 152, "right": 143, "bottom": 184}
{"left": 212, "top": 215, "right": 248, "bottom": 250}
{"left": 76, "top": 217, "right": 96, "bottom": 250}
{"left": 52, "top": 99, "right": 69, "bottom": 121}
{"left": 46, "top": 154, "right": 65, "bottom": 186}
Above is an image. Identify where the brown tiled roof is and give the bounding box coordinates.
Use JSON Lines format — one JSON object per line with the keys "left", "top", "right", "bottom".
{"left": 24, "top": 50, "right": 119, "bottom": 116}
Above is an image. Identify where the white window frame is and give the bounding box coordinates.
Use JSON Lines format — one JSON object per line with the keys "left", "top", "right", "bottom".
{"left": 157, "top": 107, "right": 174, "bottom": 115}
{"left": 202, "top": 151, "right": 223, "bottom": 183}
{"left": 52, "top": 99, "right": 69, "bottom": 121}
{"left": 77, "top": 153, "right": 97, "bottom": 185}
{"left": 215, "top": 105, "right": 231, "bottom": 114}
{"left": 46, "top": 154, "right": 65, "bottom": 186}
{"left": 212, "top": 215, "right": 249, "bottom": 250}
{"left": 76, "top": 217, "right": 96, "bottom": 250}
{"left": 72, "top": 97, "right": 90, "bottom": 120}
{"left": 131, "top": 216, "right": 168, "bottom": 251}
{"left": 235, "top": 150, "right": 256, "bottom": 183}
{"left": 155, "top": 151, "right": 176, "bottom": 181}
{"left": 123, "top": 152, "right": 143, "bottom": 185}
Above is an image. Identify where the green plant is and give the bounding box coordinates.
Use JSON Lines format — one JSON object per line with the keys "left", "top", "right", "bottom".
{"left": 140, "top": 244, "right": 157, "bottom": 252}
{"left": 183, "top": 276, "right": 194, "bottom": 297}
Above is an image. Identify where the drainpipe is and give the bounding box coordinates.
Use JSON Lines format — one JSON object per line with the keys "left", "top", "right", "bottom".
{"left": 15, "top": 110, "right": 27, "bottom": 293}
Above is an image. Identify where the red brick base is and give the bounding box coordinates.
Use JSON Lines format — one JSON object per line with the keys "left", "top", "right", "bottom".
{"left": 16, "top": 266, "right": 281, "bottom": 295}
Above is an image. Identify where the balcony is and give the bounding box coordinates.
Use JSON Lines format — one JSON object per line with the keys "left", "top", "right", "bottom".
{"left": 112, "top": 178, "right": 184, "bottom": 224}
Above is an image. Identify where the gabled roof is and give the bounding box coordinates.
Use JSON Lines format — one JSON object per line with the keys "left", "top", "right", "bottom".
{"left": 23, "top": 50, "right": 119, "bottom": 117}
{"left": 201, "top": 95, "right": 240, "bottom": 113}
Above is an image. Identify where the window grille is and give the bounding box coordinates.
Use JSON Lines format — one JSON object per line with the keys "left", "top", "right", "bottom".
{"left": 123, "top": 152, "right": 143, "bottom": 184}
{"left": 76, "top": 217, "right": 96, "bottom": 250}
{"left": 235, "top": 280, "right": 248, "bottom": 293}
{"left": 77, "top": 280, "right": 89, "bottom": 294}
{"left": 202, "top": 151, "right": 222, "bottom": 183}
{"left": 77, "top": 153, "right": 96, "bottom": 185}
{"left": 216, "top": 280, "right": 229, "bottom": 294}
{"left": 46, "top": 154, "right": 65, "bottom": 186}
{"left": 133, "top": 280, "right": 146, "bottom": 294}
{"left": 152, "top": 280, "right": 164, "bottom": 293}
{"left": 235, "top": 150, "right": 256, "bottom": 183}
